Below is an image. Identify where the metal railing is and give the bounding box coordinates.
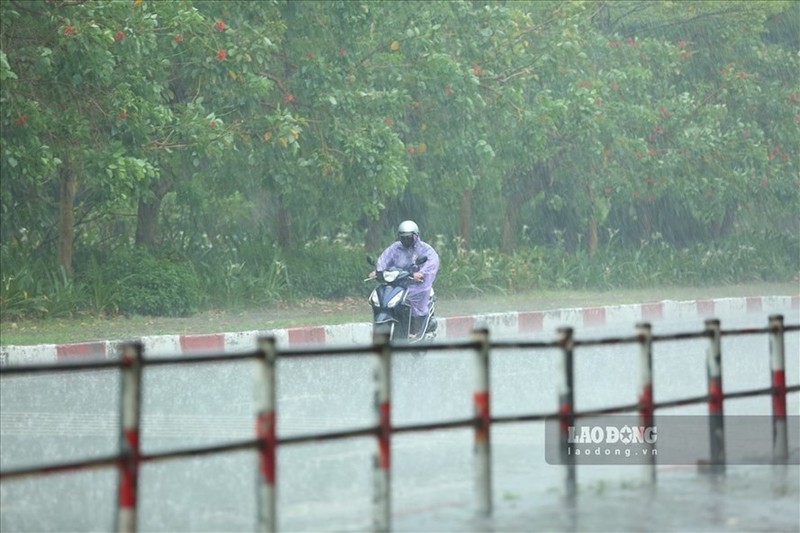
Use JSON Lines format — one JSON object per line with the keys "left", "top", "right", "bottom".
{"left": 0, "top": 315, "right": 797, "bottom": 532}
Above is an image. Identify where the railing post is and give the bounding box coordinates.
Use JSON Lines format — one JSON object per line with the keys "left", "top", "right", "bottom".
{"left": 373, "top": 332, "right": 392, "bottom": 533}
{"left": 117, "top": 341, "right": 143, "bottom": 533}
{"left": 557, "top": 326, "right": 576, "bottom": 500}
{"left": 636, "top": 322, "right": 656, "bottom": 484}
{"left": 768, "top": 315, "right": 788, "bottom": 463}
{"left": 472, "top": 328, "right": 492, "bottom": 516}
{"left": 705, "top": 319, "right": 725, "bottom": 474}
{"left": 256, "top": 336, "right": 278, "bottom": 533}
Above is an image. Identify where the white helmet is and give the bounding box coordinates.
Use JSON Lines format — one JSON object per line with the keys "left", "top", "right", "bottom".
{"left": 397, "top": 220, "right": 419, "bottom": 248}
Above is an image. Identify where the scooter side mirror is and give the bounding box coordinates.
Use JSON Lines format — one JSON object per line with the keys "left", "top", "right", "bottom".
{"left": 415, "top": 255, "right": 428, "bottom": 265}
{"left": 367, "top": 255, "right": 377, "bottom": 266}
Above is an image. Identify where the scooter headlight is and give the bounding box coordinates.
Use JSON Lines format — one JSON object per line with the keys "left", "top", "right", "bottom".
{"left": 382, "top": 271, "right": 399, "bottom": 282}
{"left": 369, "top": 289, "right": 379, "bottom": 307}
{"left": 387, "top": 292, "right": 403, "bottom": 308}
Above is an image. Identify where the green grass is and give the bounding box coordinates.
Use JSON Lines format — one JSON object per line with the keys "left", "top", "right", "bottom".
{"left": 1, "top": 281, "right": 796, "bottom": 346}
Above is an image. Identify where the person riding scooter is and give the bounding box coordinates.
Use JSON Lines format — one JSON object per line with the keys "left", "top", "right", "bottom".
{"left": 368, "top": 220, "right": 440, "bottom": 339}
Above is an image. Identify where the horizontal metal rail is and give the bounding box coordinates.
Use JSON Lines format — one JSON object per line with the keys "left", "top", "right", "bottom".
{"left": 3, "top": 324, "right": 796, "bottom": 375}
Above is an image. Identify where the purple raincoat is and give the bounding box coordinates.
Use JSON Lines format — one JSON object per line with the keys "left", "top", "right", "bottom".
{"left": 376, "top": 236, "right": 439, "bottom": 316}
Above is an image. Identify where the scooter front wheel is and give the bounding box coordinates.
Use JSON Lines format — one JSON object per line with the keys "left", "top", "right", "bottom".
{"left": 373, "top": 322, "right": 395, "bottom": 340}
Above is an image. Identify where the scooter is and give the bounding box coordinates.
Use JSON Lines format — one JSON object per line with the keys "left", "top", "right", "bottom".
{"left": 366, "top": 256, "right": 437, "bottom": 344}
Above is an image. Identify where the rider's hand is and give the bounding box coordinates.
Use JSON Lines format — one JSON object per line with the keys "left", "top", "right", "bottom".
{"left": 412, "top": 272, "right": 424, "bottom": 282}
{"left": 368, "top": 271, "right": 377, "bottom": 280}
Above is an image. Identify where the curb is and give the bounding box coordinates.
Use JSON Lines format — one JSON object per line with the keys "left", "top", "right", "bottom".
{"left": 2, "top": 295, "right": 798, "bottom": 366}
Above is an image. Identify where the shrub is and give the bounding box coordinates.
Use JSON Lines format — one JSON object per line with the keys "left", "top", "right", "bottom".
{"left": 285, "top": 238, "right": 370, "bottom": 300}
{"left": 189, "top": 233, "right": 290, "bottom": 309}
{"left": 102, "top": 248, "right": 202, "bottom": 317}
{"left": 0, "top": 243, "right": 87, "bottom": 320}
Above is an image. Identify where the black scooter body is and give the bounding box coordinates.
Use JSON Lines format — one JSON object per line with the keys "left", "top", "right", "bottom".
{"left": 368, "top": 256, "right": 437, "bottom": 343}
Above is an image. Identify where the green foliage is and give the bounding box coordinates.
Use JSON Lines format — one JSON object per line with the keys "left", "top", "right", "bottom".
{"left": 284, "top": 238, "right": 370, "bottom": 300}
{"left": 1, "top": 1, "right": 797, "bottom": 320}
{"left": 434, "top": 232, "right": 798, "bottom": 299}
{"left": 100, "top": 249, "right": 202, "bottom": 317}
{"left": 0, "top": 243, "right": 87, "bottom": 320}
{"left": 186, "top": 231, "right": 290, "bottom": 309}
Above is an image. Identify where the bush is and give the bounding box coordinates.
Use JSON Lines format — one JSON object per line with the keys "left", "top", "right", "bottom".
{"left": 102, "top": 248, "right": 202, "bottom": 317}
{"left": 285, "top": 239, "right": 370, "bottom": 300}
{"left": 1, "top": 243, "right": 87, "bottom": 320}
{"left": 187, "top": 233, "right": 289, "bottom": 309}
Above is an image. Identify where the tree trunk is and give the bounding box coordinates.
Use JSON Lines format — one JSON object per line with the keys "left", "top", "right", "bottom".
{"left": 135, "top": 180, "right": 173, "bottom": 248}
{"left": 587, "top": 186, "right": 598, "bottom": 256}
{"left": 57, "top": 154, "right": 75, "bottom": 276}
{"left": 588, "top": 216, "right": 598, "bottom": 256}
{"left": 501, "top": 194, "right": 523, "bottom": 254}
{"left": 501, "top": 162, "right": 551, "bottom": 254}
{"left": 459, "top": 188, "right": 472, "bottom": 248}
{"left": 276, "top": 195, "right": 293, "bottom": 250}
{"left": 364, "top": 211, "right": 386, "bottom": 251}
{"left": 135, "top": 197, "right": 163, "bottom": 248}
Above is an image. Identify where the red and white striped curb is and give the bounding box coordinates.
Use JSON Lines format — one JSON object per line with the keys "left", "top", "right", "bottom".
{"left": 2, "top": 296, "right": 797, "bottom": 366}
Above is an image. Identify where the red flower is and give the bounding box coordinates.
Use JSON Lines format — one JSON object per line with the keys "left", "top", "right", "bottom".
{"left": 64, "top": 25, "right": 76, "bottom": 36}
{"left": 209, "top": 120, "right": 218, "bottom": 128}
{"left": 408, "top": 145, "right": 416, "bottom": 154}
{"left": 174, "top": 33, "right": 184, "bottom": 43}
{"left": 216, "top": 49, "right": 227, "bottom": 60}
{"left": 115, "top": 31, "right": 125, "bottom": 42}
{"left": 215, "top": 19, "right": 226, "bottom": 32}
{"left": 283, "top": 93, "right": 296, "bottom": 104}
{"left": 14, "top": 115, "right": 27, "bottom": 126}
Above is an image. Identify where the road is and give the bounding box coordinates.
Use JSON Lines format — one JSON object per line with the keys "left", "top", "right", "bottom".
{"left": 1, "top": 308, "right": 798, "bottom": 532}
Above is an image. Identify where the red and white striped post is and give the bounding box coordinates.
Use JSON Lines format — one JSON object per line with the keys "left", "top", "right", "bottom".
{"left": 636, "top": 322, "right": 656, "bottom": 484}
{"left": 705, "top": 319, "right": 725, "bottom": 473}
{"left": 256, "top": 336, "right": 278, "bottom": 533}
{"left": 373, "top": 332, "right": 392, "bottom": 533}
{"left": 768, "top": 315, "right": 788, "bottom": 463}
{"left": 117, "top": 342, "right": 143, "bottom": 533}
{"left": 472, "top": 328, "right": 492, "bottom": 516}
{"left": 557, "top": 326, "right": 576, "bottom": 500}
